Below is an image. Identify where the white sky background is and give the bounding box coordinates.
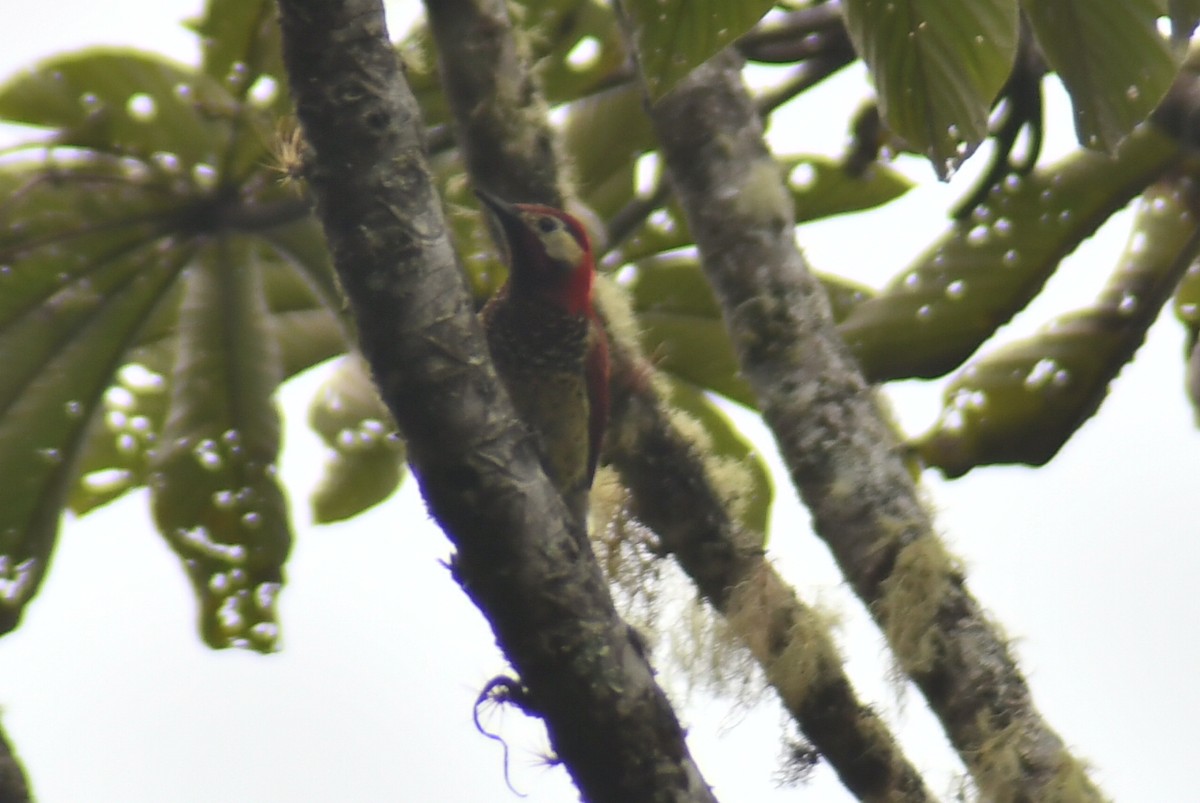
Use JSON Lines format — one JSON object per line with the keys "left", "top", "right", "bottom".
{"left": 1, "top": 2, "right": 1198, "bottom": 801}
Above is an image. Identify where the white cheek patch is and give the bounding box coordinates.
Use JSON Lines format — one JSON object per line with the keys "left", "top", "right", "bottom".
{"left": 542, "top": 230, "right": 584, "bottom": 270}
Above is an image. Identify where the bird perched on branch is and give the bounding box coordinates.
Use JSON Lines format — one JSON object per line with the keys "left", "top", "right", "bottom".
{"left": 477, "top": 190, "right": 610, "bottom": 526}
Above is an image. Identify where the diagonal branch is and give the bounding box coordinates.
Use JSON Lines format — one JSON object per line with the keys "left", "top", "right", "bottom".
{"left": 423, "top": 1, "right": 936, "bottom": 799}
{"left": 425, "top": 0, "right": 564, "bottom": 207}
{"left": 642, "top": 46, "right": 1105, "bottom": 802}
{"left": 0, "top": 715, "right": 30, "bottom": 801}
{"left": 0, "top": 715, "right": 31, "bottom": 803}
{"left": 604, "top": 330, "right": 937, "bottom": 803}
{"left": 274, "top": 1, "right": 714, "bottom": 800}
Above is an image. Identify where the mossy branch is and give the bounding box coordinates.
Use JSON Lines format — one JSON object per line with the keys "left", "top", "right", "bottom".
{"left": 424, "top": 1, "right": 935, "bottom": 798}
{"left": 640, "top": 45, "right": 1105, "bottom": 802}
{"left": 275, "top": 1, "right": 714, "bottom": 800}
{"left": 424, "top": 0, "right": 564, "bottom": 206}
{"left": 602, "top": 301, "right": 937, "bottom": 803}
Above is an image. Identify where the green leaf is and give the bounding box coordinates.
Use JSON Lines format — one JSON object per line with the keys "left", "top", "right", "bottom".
{"left": 1168, "top": 0, "right": 1200, "bottom": 46}
{"left": 838, "top": 125, "right": 1180, "bottom": 381}
{"left": 530, "top": 0, "right": 629, "bottom": 104}
{"left": 187, "top": 0, "right": 289, "bottom": 179}
{"left": 819, "top": 273, "right": 876, "bottom": 324}
{"left": 918, "top": 180, "right": 1200, "bottom": 476}
{"left": 614, "top": 204, "right": 693, "bottom": 264}
{"left": 1022, "top": 0, "right": 1181, "bottom": 153}
{"left": 308, "top": 355, "right": 406, "bottom": 523}
{"left": 1174, "top": 241, "right": 1200, "bottom": 422}
{"left": 630, "top": 251, "right": 873, "bottom": 406}
{"left": 624, "top": 0, "right": 775, "bottom": 100}
{"left": 0, "top": 49, "right": 232, "bottom": 167}
{"left": 843, "top": 0, "right": 1020, "bottom": 178}
{"left": 663, "top": 378, "right": 772, "bottom": 539}
{"left": 0, "top": 227, "right": 189, "bottom": 635}
{"left": 150, "top": 238, "right": 290, "bottom": 652}
{"left": 259, "top": 217, "right": 349, "bottom": 327}
{"left": 271, "top": 309, "right": 349, "bottom": 379}
{"left": 188, "top": 0, "right": 286, "bottom": 101}
{"left": 631, "top": 255, "right": 756, "bottom": 406}
{"left": 1174, "top": 246, "right": 1200, "bottom": 335}
{"left": 613, "top": 154, "right": 911, "bottom": 266}
{"left": 784, "top": 154, "right": 914, "bottom": 221}
{"left": 562, "top": 84, "right": 656, "bottom": 218}
{"left": 68, "top": 362, "right": 171, "bottom": 515}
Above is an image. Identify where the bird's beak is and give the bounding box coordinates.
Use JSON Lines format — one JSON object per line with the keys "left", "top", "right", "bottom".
{"left": 475, "top": 189, "right": 525, "bottom": 260}
{"left": 476, "top": 188, "right": 522, "bottom": 228}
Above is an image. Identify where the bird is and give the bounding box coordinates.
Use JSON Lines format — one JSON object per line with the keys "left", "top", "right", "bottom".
{"left": 476, "top": 189, "right": 609, "bottom": 527}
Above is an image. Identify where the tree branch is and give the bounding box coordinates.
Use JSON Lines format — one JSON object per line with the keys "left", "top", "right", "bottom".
{"left": 643, "top": 46, "right": 1104, "bottom": 801}
{"left": 604, "top": 330, "right": 936, "bottom": 803}
{"left": 274, "top": 1, "right": 714, "bottom": 800}
{"left": 424, "top": 0, "right": 564, "bottom": 206}
{"left": 0, "top": 715, "right": 31, "bottom": 803}
{"left": 423, "top": 1, "right": 935, "bottom": 798}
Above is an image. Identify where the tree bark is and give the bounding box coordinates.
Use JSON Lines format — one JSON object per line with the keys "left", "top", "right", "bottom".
{"left": 423, "top": 1, "right": 937, "bottom": 798}
{"left": 0, "top": 716, "right": 31, "bottom": 803}
{"left": 644, "top": 46, "right": 1104, "bottom": 802}
{"left": 274, "top": 1, "right": 715, "bottom": 800}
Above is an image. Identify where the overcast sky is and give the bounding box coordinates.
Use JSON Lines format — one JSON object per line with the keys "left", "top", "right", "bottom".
{"left": 2, "top": 3, "right": 1198, "bottom": 802}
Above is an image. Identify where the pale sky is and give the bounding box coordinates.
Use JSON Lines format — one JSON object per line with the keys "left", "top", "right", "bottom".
{"left": 2, "top": 3, "right": 1198, "bottom": 801}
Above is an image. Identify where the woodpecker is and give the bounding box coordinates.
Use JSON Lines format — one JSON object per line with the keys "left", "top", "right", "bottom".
{"left": 477, "top": 190, "right": 609, "bottom": 526}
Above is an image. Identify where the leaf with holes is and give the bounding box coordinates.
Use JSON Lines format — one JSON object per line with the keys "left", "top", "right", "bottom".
{"left": 533, "top": 0, "right": 628, "bottom": 104}
{"left": 614, "top": 154, "right": 912, "bottom": 266}
{"left": 1175, "top": 244, "right": 1200, "bottom": 421}
{"left": 843, "top": 0, "right": 1019, "bottom": 179}
{"left": 1168, "top": 0, "right": 1200, "bottom": 46}
{"left": 625, "top": 0, "right": 775, "bottom": 100}
{"left": 150, "top": 238, "right": 289, "bottom": 652}
{"left": 0, "top": 169, "right": 190, "bottom": 632}
{"left": 838, "top": 126, "right": 1180, "bottom": 382}
{"left": 309, "top": 355, "right": 406, "bottom": 523}
{"left": 784, "top": 154, "right": 913, "bottom": 221}
{"left": 68, "top": 363, "right": 171, "bottom": 515}
{"left": 0, "top": 49, "right": 232, "bottom": 167}
{"left": 1175, "top": 248, "right": 1200, "bottom": 338}
{"left": 1022, "top": 0, "right": 1181, "bottom": 152}
{"left": 188, "top": 0, "right": 286, "bottom": 103}
{"left": 918, "top": 181, "right": 1200, "bottom": 476}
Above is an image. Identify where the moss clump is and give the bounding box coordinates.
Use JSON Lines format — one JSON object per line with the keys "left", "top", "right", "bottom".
{"left": 877, "top": 535, "right": 965, "bottom": 674}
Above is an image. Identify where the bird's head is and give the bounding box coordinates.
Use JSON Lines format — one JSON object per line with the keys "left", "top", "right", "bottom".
{"left": 477, "top": 190, "right": 595, "bottom": 316}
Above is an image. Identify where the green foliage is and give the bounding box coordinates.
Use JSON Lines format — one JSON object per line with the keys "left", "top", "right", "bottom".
{"left": 1, "top": 0, "right": 1196, "bottom": 648}
{"left": 839, "top": 126, "right": 1182, "bottom": 381}
{"left": 0, "top": 166, "right": 192, "bottom": 635}
{"left": 308, "top": 355, "right": 406, "bottom": 524}
{"left": 784, "top": 154, "right": 913, "bottom": 222}
{"left": 0, "top": 0, "right": 343, "bottom": 650}
{"left": 623, "top": 0, "right": 774, "bottom": 99}
{"left": 1170, "top": 0, "right": 1200, "bottom": 46}
{"left": 919, "top": 180, "right": 1200, "bottom": 475}
{"left": 632, "top": 254, "right": 756, "bottom": 406}
{"left": 1022, "top": 0, "right": 1181, "bottom": 153}
{"left": 0, "top": 49, "right": 229, "bottom": 164}
{"left": 843, "top": 0, "right": 1020, "bottom": 179}
{"left": 150, "top": 239, "right": 290, "bottom": 650}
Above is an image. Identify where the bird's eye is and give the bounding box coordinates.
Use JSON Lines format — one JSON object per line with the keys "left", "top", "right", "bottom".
{"left": 536, "top": 216, "right": 559, "bottom": 234}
